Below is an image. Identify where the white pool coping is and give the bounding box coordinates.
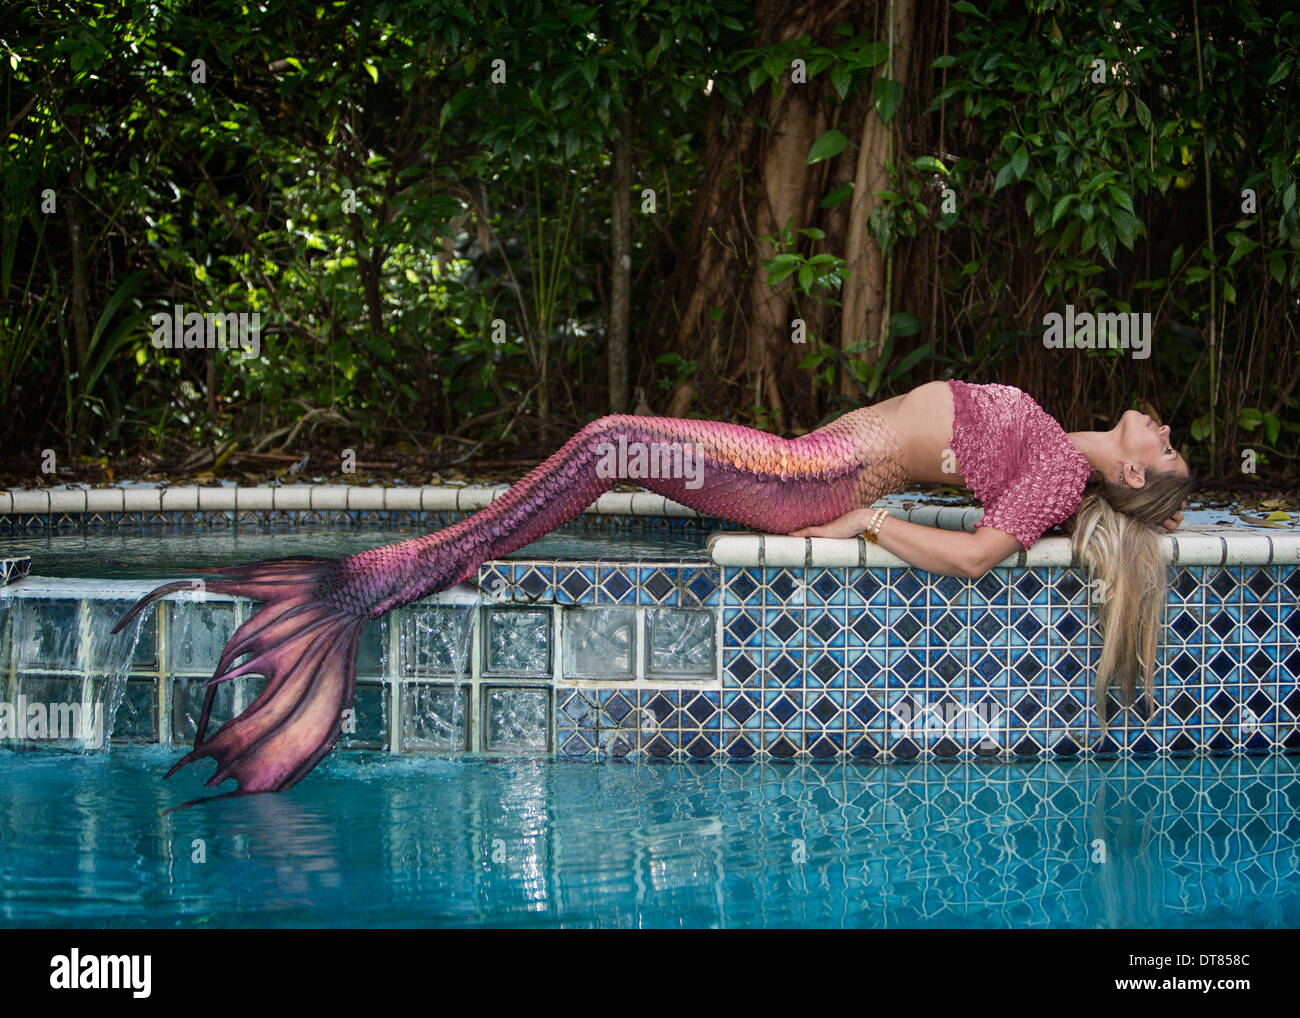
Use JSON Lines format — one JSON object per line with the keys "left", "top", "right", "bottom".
{"left": 707, "top": 528, "right": 1300, "bottom": 570}
{"left": 3, "top": 484, "right": 1297, "bottom": 569}
{"left": 0, "top": 483, "right": 707, "bottom": 517}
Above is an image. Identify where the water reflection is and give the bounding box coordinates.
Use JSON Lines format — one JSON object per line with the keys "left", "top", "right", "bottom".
{"left": 0, "top": 752, "right": 1297, "bottom": 927}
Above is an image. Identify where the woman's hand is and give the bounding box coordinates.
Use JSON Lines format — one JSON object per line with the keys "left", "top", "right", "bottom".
{"left": 1159, "top": 507, "right": 1186, "bottom": 532}
{"left": 789, "top": 509, "right": 872, "bottom": 539}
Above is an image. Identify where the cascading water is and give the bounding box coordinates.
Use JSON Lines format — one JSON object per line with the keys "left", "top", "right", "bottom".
{"left": 1, "top": 595, "right": 144, "bottom": 752}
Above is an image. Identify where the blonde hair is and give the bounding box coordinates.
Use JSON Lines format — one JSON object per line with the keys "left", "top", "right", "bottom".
{"left": 1069, "top": 468, "right": 1193, "bottom": 730}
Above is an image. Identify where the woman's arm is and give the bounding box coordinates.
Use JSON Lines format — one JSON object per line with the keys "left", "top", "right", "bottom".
{"left": 790, "top": 507, "right": 1021, "bottom": 578}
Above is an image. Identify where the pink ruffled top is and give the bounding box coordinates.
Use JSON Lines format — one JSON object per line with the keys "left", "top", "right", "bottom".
{"left": 946, "top": 379, "right": 1092, "bottom": 550}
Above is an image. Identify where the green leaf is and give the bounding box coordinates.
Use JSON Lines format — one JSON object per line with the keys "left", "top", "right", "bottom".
{"left": 932, "top": 55, "right": 959, "bottom": 69}
{"left": 364, "top": 62, "right": 378, "bottom": 84}
{"left": 888, "top": 312, "right": 920, "bottom": 337}
{"left": 1106, "top": 185, "right": 1135, "bottom": 215}
{"left": 856, "top": 42, "right": 890, "bottom": 68}
{"left": 874, "top": 77, "right": 903, "bottom": 124}
{"left": 1097, "top": 221, "right": 1116, "bottom": 264}
{"left": 806, "top": 129, "right": 849, "bottom": 164}
{"left": 820, "top": 182, "right": 854, "bottom": 208}
{"left": 1238, "top": 407, "right": 1264, "bottom": 430}
{"left": 912, "top": 155, "right": 947, "bottom": 175}
{"left": 1010, "top": 145, "right": 1028, "bottom": 180}
{"left": 1051, "top": 194, "right": 1074, "bottom": 227}
{"left": 1134, "top": 97, "right": 1151, "bottom": 131}
{"left": 1112, "top": 209, "right": 1142, "bottom": 249}
{"left": 888, "top": 339, "right": 936, "bottom": 384}
{"left": 1264, "top": 412, "right": 1281, "bottom": 446}
{"left": 830, "top": 61, "right": 852, "bottom": 99}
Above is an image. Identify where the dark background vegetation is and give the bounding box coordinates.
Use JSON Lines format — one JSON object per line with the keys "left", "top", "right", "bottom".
{"left": 1, "top": 0, "right": 1297, "bottom": 495}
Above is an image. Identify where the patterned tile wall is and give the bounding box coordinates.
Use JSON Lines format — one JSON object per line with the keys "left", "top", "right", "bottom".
{"left": 1, "top": 559, "right": 1297, "bottom": 762}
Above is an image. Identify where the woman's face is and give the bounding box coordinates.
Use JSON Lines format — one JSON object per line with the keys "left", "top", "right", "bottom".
{"left": 1117, "top": 410, "right": 1189, "bottom": 479}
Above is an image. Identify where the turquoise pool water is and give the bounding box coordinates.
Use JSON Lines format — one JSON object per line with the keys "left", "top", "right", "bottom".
{"left": 1, "top": 749, "right": 1296, "bottom": 928}
{"left": 0, "top": 522, "right": 707, "bottom": 578}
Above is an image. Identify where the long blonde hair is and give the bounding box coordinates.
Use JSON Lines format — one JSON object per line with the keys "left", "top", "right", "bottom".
{"left": 1069, "top": 468, "right": 1193, "bottom": 729}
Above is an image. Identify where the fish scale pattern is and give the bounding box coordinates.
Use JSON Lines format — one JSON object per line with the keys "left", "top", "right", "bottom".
{"left": 334, "top": 409, "right": 912, "bottom": 617}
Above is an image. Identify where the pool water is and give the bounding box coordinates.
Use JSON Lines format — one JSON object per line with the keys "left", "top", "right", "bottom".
{"left": 1, "top": 749, "right": 1296, "bottom": 928}
{"left": 0, "top": 523, "right": 708, "bottom": 578}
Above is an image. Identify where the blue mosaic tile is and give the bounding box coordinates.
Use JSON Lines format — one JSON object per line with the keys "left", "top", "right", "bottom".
{"left": 682, "top": 567, "right": 721, "bottom": 606}
{"left": 723, "top": 647, "right": 759, "bottom": 687}
{"left": 0, "top": 557, "right": 32, "bottom": 585}
{"left": 808, "top": 570, "right": 845, "bottom": 605}
{"left": 638, "top": 567, "right": 678, "bottom": 605}
{"left": 846, "top": 569, "right": 887, "bottom": 606}
{"left": 725, "top": 569, "right": 760, "bottom": 605}
{"left": 4, "top": 511, "right": 1295, "bottom": 762}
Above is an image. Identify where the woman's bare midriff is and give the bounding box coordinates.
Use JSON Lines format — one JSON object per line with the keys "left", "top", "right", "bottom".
{"left": 869, "top": 381, "right": 962, "bottom": 485}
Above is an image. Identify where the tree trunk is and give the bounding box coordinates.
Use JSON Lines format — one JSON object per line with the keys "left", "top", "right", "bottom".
{"left": 839, "top": 0, "right": 915, "bottom": 396}
{"left": 609, "top": 116, "right": 631, "bottom": 414}
{"left": 661, "top": 0, "right": 904, "bottom": 430}
{"left": 67, "top": 155, "right": 91, "bottom": 449}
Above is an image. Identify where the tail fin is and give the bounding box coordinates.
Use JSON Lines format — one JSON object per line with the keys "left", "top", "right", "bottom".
{"left": 113, "top": 557, "right": 369, "bottom": 796}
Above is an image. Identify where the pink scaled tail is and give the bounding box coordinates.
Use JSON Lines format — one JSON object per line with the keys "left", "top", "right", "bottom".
{"left": 117, "top": 410, "right": 908, "bottom": 797}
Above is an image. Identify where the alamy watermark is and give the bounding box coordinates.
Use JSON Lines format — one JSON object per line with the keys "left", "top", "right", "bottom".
{"left": 150, "top": 303, "right": 262, "bottom": 358}
{"left": 1042, "top": 304, "right": 1151, "bottom": 360}
{"left": 594, "top": 435, "right": 705, "bottom": 490}
{"left": 0, "top": 696, "right": 105, "bottom": 747}
{"left": 50, "top": 949, "right": 150, "bottom": 998}
{"left": 891, "top": 700, "right": 1007, "bottom": 748}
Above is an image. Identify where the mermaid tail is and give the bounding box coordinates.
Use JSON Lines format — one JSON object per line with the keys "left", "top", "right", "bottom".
{"left": 117, "top": 410, "right": 908, "bottom": 795}
{"left": 112, "top": 557, "right": 368, "bottom": 795}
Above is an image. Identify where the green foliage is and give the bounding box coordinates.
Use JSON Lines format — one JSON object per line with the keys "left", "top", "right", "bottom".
{"left": 911, "top": 0, "right": 1300, "bottom": 469}
{"left": 0, "top": 0, "right": 749, "bottom": 454}
{"left": 0, "top": 0, "right": 1296, "bottom": 483}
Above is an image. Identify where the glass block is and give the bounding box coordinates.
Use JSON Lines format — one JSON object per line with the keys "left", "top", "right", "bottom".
{"left": 483, "top": 686, "right": 550, "bottom": 753}
{"left": 341, "top": 682, "right": 387, "bottom": 749}
{"left": 563, "top": 607, "right": 635, "bottom": 679}
{"left": 483, "top": 607, "right": 552, "bottom": 676}
{"left": 5, "top": 674, "right": 103, "bottom": 747}
{"left": 168, "top": 602, "right": 237, "bottom": 674}
{"left": 402, "top": 683, "right": 470, "bottom": 751}
{"left": 403, "top": 605, "right": 474, "bottom": 675}
{"left": 172, "top": 676, "right": 237, "bottom": 745}
{"left": 356, "top": 619, "right": 387, "bottom": 677}
{"left": 88, "top": 599, "right": 157, "bottom": 669}
{"left": 112, "top": 679, "right": 158, "bottom": 744}
{"left": 14, "top": 599, "right": 80, "bottom": 669}
{"left": 646, "top": 608, "right": 716, "bottom": 677}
